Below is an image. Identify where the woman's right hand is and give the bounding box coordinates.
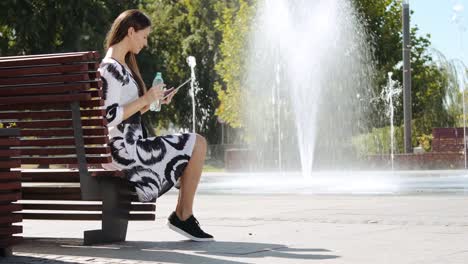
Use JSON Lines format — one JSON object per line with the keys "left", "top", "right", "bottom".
{"left": 143, "top": 83, "right": 166, "bottom": 105}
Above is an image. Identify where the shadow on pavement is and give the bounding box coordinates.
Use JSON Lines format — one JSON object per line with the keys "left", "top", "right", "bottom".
{"left": 2, "top": 255, "right": 78, "bottom": 264}
{"left": 12, "top": 237, "right": 340, "bottom": 263}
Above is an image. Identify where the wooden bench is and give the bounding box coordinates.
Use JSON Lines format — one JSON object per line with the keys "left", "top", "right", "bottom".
{"left": 432, "top": 127, "right": 467, "bottom": 153}
{"left": 0, "top": 51, "right": 156, "bottom": 250}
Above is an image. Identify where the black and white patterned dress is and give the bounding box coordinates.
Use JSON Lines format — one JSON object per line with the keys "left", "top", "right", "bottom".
{"left": 99, "top": 57, "right": 196, "bottom": 202}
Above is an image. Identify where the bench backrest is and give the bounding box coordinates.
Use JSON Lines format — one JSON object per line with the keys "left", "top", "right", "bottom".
{"left": 0, "top": 51, "right": 110, "bottom": 167}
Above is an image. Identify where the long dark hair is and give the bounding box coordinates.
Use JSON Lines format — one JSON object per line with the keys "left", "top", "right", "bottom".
{"left": 105, "top": 9, "right": 151, "bottom": 96}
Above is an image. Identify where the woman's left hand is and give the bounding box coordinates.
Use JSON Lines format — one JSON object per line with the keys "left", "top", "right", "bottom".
{"left": 161, "top": 87, "right": 176, "bottom": 105}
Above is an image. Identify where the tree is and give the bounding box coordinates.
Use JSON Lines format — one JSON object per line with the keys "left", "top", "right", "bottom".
{"left": 140, "top": 0, "right": 228, "bottom": 142}
{"left": 0, "top": 0, "right": 140, "bottom": 55}
{"left": 352, "top": 0, "right": 456, "bottom": 139}
{"left": 213, "top": 0, "right": 255, "bottom": 128}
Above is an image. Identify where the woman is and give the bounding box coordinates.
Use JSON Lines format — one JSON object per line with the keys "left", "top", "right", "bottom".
{"left": 99, "top": 9, "right": 213, "bottom": 242}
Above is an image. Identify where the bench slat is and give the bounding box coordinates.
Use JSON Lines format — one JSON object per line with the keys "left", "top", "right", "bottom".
{"left": 19, "top": 213, "right": 155, "bottom": 221}
{"left": 0, "top": 73, "right": 91, "bottom": 86}
{"left": 21, "top": 172, "right": 80, "bottom": 182}
{"left": 21, "top": 187, "right": 138, "bottom": 202}
{"left": 0, "top": 161, "right": 21, "bottom": 168}
{"left": 21, "top": 203, "right": 102, "bottom": 211}
{"left": 20, "top": 213, "right": 101, "bottom": 221}
{"left": 21, "top": 170, "right": 123, "bottom": 182}
{"left": 0, "top": 79, "right": 100, "bottom": 92}
{"left": 21, "top": 193, "right": 140, "bottom": 201}
{"left": 0, "top": 64, "right": 89, "bottom": 78}
{"left": 14, "top": 119, "right": 107, "bottom": 128}
{"left": 0, "top": 109, "right": 105, "bottom": 119}
{"left": 0, "top": 51, "right": 96, "bottom": 61}
{"left": 0, "top": 149, "right": 21, "bottom": 157}
{"left": 0, "top": 98, "right": 104, "bottom": 111}
{"left": 0, "top": 93, "right": 91, "bottom": 105}
{"left": 20, "top": 136, "right": 108, "bottom": 146}
{"left": 0, "top": 182, "right": 20, "bottom": 191}
{"left": 0, "top": 171, "right": 21, "bottom": 181}
{"left": 20, "top": 128, "right": 108, "bottom": 137}
{"left": 18, "top": 156, "right": 112, "bottom": 165}
{"left": 0, "top": 226, "right": 22, "bottom": 236}
{"left": 17, "top": 146, "right": 110, "bottom": 156}
{"left": 20, "top": 203, "right": 155, "bottom": 212}
{"left": 0, "top": 63, "right": 97, "bottom": 78}
{"left": 0, "top": 215, "right": 22, "bottom": 225}
{"left": 0, "top": 83, "right": 90, "bottom": 96}
{"left": 22, "top": 186, "right": 87, "bottom": 194}
{"left": 0, "top": 204, "right": 22, "bottom": 213}
{"left": 0, "top": 138, "right": 20, "bottom": 146}
{"left": 0, "top": 192, "right": 21, "bottom": 202}
{"left": 21, "top": 192, "right": 82, "bottom": 201}
{"left": 0, "top": 53, "right": 94, "bottom": 67}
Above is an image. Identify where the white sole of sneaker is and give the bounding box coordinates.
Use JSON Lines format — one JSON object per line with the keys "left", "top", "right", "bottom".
{"left": 167, "top": 221, "right": 214, "bottom": 242}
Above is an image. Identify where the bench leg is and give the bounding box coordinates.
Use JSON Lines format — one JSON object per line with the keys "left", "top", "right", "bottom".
{"left": 0, "top": 247, "right": 13, "bottom": 257}
{"left": 83, "top": 178, "right": 130, "bottom": 245}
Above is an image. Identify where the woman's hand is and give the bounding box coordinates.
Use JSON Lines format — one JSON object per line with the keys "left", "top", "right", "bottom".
{"left": 143, "top": 83, "right": 165, "bottom": 105}
{"left": 161, "top": 87, "right": 177, "bottom": 105}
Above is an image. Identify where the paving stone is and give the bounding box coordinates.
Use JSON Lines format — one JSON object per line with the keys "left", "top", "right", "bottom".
{"left": 6, "top": 193, "right": 468, "bottom": 264}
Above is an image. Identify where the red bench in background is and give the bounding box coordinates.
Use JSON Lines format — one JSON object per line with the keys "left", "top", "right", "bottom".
{"left": 432, "top": 127, "right": 467, "bottom": 153}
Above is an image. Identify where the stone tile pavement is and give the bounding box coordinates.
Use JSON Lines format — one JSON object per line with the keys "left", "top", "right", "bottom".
{"left": 3, "top": 193, "right": 468, "bottom": 264}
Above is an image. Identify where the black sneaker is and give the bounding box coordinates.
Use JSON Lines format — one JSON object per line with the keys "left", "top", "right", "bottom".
{"left": 167, "top": 211, "right": 214, "bottom": 242}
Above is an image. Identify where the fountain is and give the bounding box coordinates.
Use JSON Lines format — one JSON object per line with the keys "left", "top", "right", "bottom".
{"left": 200, "top": 0, "right": 468, "bottom": 195}
{"left": 381, "top": 72, "right": 402, "bottom": 170}
{"left": 186, "top": 56, "right": 198, "bottom": 133}
{"left": 242, "top": 0, "right": 374, "bottom": 175}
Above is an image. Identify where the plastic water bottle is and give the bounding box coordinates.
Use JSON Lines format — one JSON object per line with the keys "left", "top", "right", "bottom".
{"left": 149, "top": 72, "right": 164, "bottom": 112}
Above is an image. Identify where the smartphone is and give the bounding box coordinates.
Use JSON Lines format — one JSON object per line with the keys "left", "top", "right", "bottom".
{"left": 163, "top": 88, "right": 175, "bottom": 99}
{"left": 162, "top": 78, "right": 191, "bottom": 100}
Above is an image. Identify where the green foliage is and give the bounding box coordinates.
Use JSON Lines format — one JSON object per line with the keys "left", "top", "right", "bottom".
{"left": 352, "top": 118, "right": 437, "bottom": 156}
{"left": 0, "top": 0, "right": 140, "bottom": 55}
{"left": 352, "top": 0, "right": 458, "bottom": 152}
{"left": 213, "top": 0, "right": 255, "bottom": 128}
{"left": 416, "top": 133, "right": 433, "bottom": 152}
{"left": 140, "top": 0, "right": 227, "bottom": 141}
{"left": 352, "top": 125, "right": 405, "bottom": 157}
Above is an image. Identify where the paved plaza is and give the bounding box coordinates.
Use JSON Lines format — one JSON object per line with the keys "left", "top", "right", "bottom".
{"left": 4, "top": 184, "right": 468, "bottom": 264}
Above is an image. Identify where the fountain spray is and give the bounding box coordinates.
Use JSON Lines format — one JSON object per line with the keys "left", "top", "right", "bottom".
{"left": 187, "top": 56, "right": 197, "bottom": 133}
{"left": 381, "top": 72, "right": 402, "bottom": 170}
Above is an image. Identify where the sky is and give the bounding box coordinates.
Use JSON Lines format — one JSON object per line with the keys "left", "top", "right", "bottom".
{"left": 410, "top": 0, "right": 467, "bottom": 66}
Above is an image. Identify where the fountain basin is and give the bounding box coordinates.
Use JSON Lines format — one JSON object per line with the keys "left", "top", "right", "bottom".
{"left": 199, "top": 170, "right": 468, "bottom": 195}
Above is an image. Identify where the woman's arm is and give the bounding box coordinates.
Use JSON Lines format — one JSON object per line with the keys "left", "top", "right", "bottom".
{"left": 140, "top": 104, "right": 150, "bottom": 114}
{"left": 122, "top": 84, "right": 165, "bottom": 118}
{"left": 100, "top": 63, "right": 164, "bottom": 126}
{"left": 122, "top": 96, "right": 149, "bottom": 119}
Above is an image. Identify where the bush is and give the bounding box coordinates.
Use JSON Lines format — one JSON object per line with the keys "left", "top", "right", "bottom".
{"left": 352, "top": 126, "right": 404, "bottom": 157}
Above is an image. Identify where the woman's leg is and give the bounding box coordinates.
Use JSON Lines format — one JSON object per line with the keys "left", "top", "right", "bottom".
{"left": 175, "top": 134, "right": 207, "bottom": 220}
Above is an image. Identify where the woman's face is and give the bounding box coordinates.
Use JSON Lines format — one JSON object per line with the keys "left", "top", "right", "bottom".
{"left": 129, "top": 27, "right": 150, "bottom": 54}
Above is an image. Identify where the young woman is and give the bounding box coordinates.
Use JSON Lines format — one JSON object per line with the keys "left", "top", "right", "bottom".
{"left": 99, "top": 9, "right": 213, "bottom": 241}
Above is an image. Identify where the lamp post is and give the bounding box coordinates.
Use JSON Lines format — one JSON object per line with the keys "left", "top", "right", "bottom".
{"left": 402, "top": 0, "right": 412, "bottom": 153}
